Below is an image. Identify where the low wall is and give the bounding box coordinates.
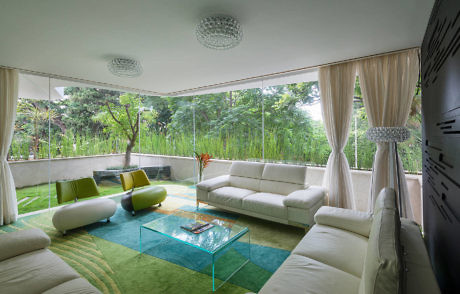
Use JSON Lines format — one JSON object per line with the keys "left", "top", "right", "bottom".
{"left": 9, "top": 153, "right": 423, "bottom": 224}
{"left": 9, "top": 154, "right": 125, "bottom": 188}
{"left": 134, "top": 153, "right": 422, "bottom": 224}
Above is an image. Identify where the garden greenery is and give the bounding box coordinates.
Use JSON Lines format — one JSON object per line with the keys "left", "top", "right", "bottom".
{"left": 9, "top": 80, "right": 422, "bottom": 173}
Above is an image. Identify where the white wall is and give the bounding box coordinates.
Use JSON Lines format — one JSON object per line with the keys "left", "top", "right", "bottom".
{"left": 10, "top": 154, "right": 125, "bottom": 188}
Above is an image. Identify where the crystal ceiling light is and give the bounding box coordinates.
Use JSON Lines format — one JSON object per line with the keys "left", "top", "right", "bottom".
{"left": 108, "top": 58, "right": 143, "bottom": 78}
{"left": 196, "top": 15, "right": 243, "bottom": 50}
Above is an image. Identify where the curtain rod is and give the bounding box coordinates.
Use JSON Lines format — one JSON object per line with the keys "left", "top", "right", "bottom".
{"left": 1, "top": 46, "right": 419, "bottom": 97}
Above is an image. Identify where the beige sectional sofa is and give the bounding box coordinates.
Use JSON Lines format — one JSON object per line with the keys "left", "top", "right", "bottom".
{"left": 0, "top": 228, "right": 101, "bottom": 294}
{"left": 258, "top": 188, "right": 440, "bottom": 294}
{"left": 197, "top": 161, "right": 326, "bottom": 227}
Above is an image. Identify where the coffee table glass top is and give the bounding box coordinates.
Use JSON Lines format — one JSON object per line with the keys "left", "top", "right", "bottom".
{"left": 141, "top": 210, "right": 248, "bottom": 254}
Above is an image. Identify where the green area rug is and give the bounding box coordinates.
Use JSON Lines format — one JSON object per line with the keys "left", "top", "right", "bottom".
{"left": 1, "top": 185, "right": 305, "bottom": 293}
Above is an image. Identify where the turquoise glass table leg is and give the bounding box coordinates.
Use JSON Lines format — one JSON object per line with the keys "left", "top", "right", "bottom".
{"left": 139, "top": 226, "right": 142, "bottom": 253}
{"left": 248, "top": 230, "right": 251, "bottom": 260}
{"left": 212, "top": 254, "right": 215, "bottom": 291}
{"left": 211, "top": 229, "right": 250, "bottom": 292}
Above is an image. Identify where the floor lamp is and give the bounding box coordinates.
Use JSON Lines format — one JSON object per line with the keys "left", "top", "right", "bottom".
{"left": 366, "top": 126, "right": 410, "bottom": 215}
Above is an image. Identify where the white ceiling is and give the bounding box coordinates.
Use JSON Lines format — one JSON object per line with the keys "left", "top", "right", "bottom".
{"left": 0, "top": 0, "right": 434, "bottom": 96}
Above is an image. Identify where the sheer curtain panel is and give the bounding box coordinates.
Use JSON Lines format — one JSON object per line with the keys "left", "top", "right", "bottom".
{"left": 357, "top": 49, "right": 419, "bottom": 219}
{"left": 0, "top": 68, "right": 18, "bottom": 225}
{"left": 319, "top": 62, "right": 356, "bottom": 209}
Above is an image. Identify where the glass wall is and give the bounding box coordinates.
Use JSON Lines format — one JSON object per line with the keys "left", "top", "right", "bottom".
{"left": 137, "top": 80, "right": 422, "bottom": 172}
{"left": 194, "top": 90, "right": 262, "bottom": 161}
{"left": 141, "top": 96, "right": 194, "bottom": 157}
{"left": 11, "top": 95, "right": 51, "bottom": 215}
{"left": 9, "top": 76, "right": 145, "bottom": 214}
{"left": 8, "top": 73, "right": 422, "bottom": 215}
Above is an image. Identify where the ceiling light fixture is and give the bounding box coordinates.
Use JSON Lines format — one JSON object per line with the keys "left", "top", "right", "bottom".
{"left": 108, "top": 58, "right": 143, "bottom": 78}
{"left": 196, "top": 15, "right": 243, "bottom": 50}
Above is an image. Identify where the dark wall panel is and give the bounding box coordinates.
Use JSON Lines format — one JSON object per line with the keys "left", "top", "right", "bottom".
{"left": 422, "top": 0, "right": 460, "bottom": 293}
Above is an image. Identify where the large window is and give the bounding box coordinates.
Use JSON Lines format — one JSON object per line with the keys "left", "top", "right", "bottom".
{"left": 9, "top": 74, "right": 422, "bottom": 215}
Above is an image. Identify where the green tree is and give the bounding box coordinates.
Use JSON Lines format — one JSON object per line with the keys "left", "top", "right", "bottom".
{"left": 63, "top": 87, "right": 119, "bottom": 135}
{"left": 16, "top": 99, "right": 56, "bottom": 159}
{"left": 94, "top": 93, "right": 157, "bottom": 168}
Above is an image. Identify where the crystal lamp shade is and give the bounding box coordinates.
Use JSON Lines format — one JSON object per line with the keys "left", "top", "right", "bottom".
{"left": 196, "top": 15, "right": 243, "bottom": 50}
{"left": 108, "top": 58, "right": 142, "bottom": 78}
{"left": 366, "top": 127, "right": 410, "bottom": 143}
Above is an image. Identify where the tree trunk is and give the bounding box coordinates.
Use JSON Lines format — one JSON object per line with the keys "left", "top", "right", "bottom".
{"left": 124, "top": 140, "right": 135, "bottom": 168}
{"left": 52, "top": 118, "right": 66, "bottom": 133}
{"left": 229, "top": 91, "right": 233, "bottom": 108}
{"left": 33, "top": 120, "right": 39, "bottom": 159}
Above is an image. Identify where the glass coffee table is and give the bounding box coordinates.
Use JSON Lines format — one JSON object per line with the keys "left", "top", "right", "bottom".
{"left": 140, "top": 210, "right": 250, "bottom": 292}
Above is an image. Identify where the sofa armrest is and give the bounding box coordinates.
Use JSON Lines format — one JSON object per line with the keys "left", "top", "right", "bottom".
{"left": 400, "top": 218, "right": 441, "bottom": 294}
{"left": 196, "top": 175, "right": 230, "bottom": 192}
{"left": 0, "top": 228, "right": 51, "bottom": 262}
{"left": 283, "top": 186, "right": 325, "bottom": 209}
{"left": 314, "top": 206, "right": 373, "bottom": 237}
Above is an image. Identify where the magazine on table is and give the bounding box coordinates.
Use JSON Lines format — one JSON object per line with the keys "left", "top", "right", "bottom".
{"left": 181, "top": 220, "right": 214, "bottom": 234}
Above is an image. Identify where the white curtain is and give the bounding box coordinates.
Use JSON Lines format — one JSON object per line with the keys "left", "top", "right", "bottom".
{"left": 357, "top": 49, "right": 419, "bottom": 219}
{"left": 319, "top": 62, "right": 356, "bottom": 209}
{"left": 0, "top": 68, "right": 19, "bottom": 225}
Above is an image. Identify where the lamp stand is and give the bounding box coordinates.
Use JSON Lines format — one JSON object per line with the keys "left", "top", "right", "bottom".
{"left": 389, "top": 142, "right": 403, "bottom": 216}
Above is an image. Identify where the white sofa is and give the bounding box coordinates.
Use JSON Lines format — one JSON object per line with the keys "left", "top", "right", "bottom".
{"left": 196, "top": 161, "right": 326, "bottom": 227}
{"left": 258, "top": 188, "right": 440, "bottom": 294}
{"left": 0, "top": 228, "right": 101, "bottom": 294}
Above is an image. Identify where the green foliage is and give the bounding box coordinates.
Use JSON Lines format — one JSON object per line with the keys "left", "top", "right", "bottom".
{"left": 9, "top": 80, "right": 422, "bottom": 174}
{"left": 93, "top": 93, "right": 157, "bottom": 167}
{"left": 62, "top": 87, "right": 119, "bottom": 134}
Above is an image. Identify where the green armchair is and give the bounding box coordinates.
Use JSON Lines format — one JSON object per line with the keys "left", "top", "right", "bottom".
{"left": 56, "top": 177, "right": 99, "bottom": 204}
{"left": 120, "top": 170, "right": 167, "bottom": 215}
{"left": 52, "top": 177, "right": 117, "bottom": 235}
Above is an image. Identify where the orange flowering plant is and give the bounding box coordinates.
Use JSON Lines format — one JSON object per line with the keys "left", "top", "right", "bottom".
{"left": 195, "top": 151, "right": 213, "bottom": 182}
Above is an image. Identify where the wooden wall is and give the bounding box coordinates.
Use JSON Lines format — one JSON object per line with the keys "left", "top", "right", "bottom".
{"left": 421, "top": 0, "right": 460, "bottom": 292}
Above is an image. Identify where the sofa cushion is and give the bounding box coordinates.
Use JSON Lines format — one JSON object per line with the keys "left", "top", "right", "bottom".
{"left": 0, "top": 249, "right": 81, "bottom": 294}
{"left": 261, "top": 163, "right": 308, "bottom": 185}
{"left": 242, "top": 193, "right": 287, "bottom": 219}
{"left": 259, "top": 254, "right": 360, "bottom": 294}
{"left": 360, "top": 208, "right": 401, "bottom": 294}
{"left": 208, "top": 186, "right": 255, "bottom": 208}
{"left": 42, "top": 278, "right": 101, "bottom": 294}
{"left": 229, "top": 161, "right": 265, "bottom": 178}
{"left": 293, "top": 224, "right": 368, "bottom": 278}
{"left": 230, "top": 175, "right": 261, "bottom": 191}
{"left": 259, "top": 180, "right": 306, "bottom": 195}
{"left": 0, "top": 228, "right": 50, "bottom": 262}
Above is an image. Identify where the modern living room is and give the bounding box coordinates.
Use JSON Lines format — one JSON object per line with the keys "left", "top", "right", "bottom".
{"left": 0, "top": 0, "right": 459, "bottom": 293}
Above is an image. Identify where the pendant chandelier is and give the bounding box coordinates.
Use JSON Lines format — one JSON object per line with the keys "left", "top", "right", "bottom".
{"left": 196, "top": 15, "right": 243, "bottom": 50}
{"left": 108, "top": 58, "right": 143, "bottom": 78}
